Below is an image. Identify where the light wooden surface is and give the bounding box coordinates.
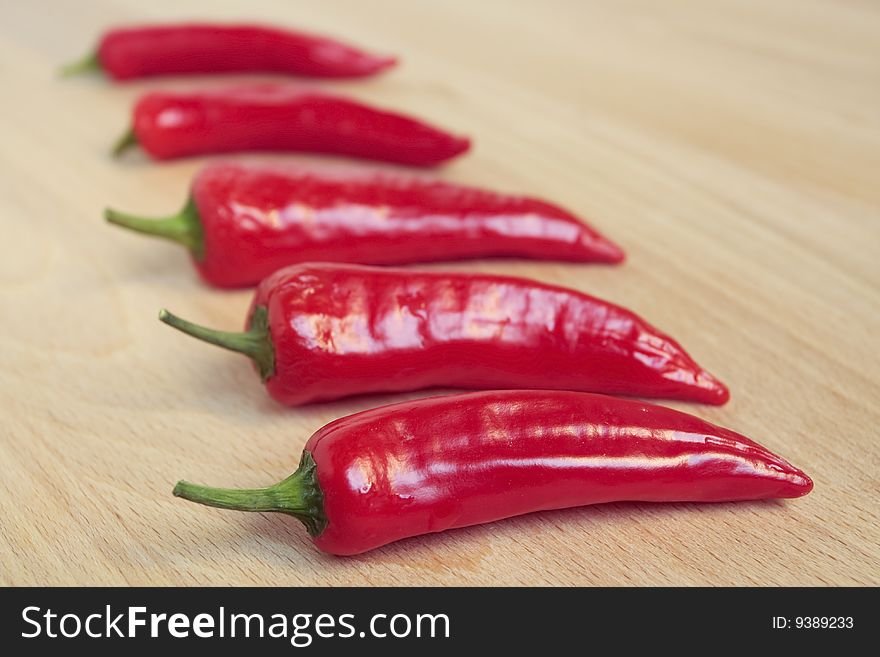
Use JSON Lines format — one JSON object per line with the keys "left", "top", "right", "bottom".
{"left": 1, "top": 0, "right": 878, "bottom": 586}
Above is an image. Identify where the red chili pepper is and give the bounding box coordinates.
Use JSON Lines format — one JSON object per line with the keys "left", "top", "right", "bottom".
{"left": 61, "top": 23, "right": 397, "bottom": 80}
{"left": 157, "top": 263, "right": 729, "bottom": 405}
{"left": 105, "top": 162, "right": 623, "bottom": 287}
{"left": 110, "top": 84, "right": 470, "bottom": 166}
{"left": 173, "top": 390, "right": 812, "bottom": 555}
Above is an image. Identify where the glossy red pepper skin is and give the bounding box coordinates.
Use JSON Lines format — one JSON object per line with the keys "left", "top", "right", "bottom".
{"left": 242, "top": 263, "right": 727, "bottom": 405}
{"left": 174, "top": 390, "right": 812, "bottom": 556}
{"left": 92, "top": 23, "right": 396, "bottom": 79}
{"left": 125, "top": 85, "right": 470, "bottom": 166}
{"left": 186, "top": 162, "right": 623, "bottom": 286}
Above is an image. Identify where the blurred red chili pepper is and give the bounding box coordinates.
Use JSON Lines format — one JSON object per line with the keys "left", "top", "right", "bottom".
{"left": 173, "top": 390, "right": 811, "bottom": 555}
{"left": 105, "top": 162, "right": 623, "bottom": 287}
{"left": 158, "top": 262, "right": 729, "bottom": 405}
{"left": 61, "top": 23, "right": 397, "bottom": 80}
{"left": 110, "top": 84, "right": 470, "bottom": 166}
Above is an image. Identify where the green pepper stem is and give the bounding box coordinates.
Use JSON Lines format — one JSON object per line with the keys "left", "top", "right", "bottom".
{"left": 158, "top": 306, "right": 275, "bottom": 382}
{"left": 111, "top": 127, "right": 139, "bottom": 157}
{"left": 59, "top": 51, "right": 102, "bottom": 77}
{"left": 173, "top": 452, "right": 327, "bottom": 536}
{"left": 104, "top": 198, "right": 205, "bottom": 258}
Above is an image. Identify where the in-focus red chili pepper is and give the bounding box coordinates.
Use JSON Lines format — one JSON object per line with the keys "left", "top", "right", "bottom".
{"left": 157, "top": 263, "right": 729, "bottom": 405}
{"left": 105, "top": 162, "right": 624, "bottom": 287}
{"left": 173, "top": 390, "right": 812, "bottom": 555}
{"left": 61, "top": 23, "right": 397, "bottom": 80}
{"left": 110, "top": 84, "right": 470, "bottom": 166}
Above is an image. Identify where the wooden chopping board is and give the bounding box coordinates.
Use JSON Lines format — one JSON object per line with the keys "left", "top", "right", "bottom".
{"left": 1, "top": 0, "right": 877, "bottom": 585}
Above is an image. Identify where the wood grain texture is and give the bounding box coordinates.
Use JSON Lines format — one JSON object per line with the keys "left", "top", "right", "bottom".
{"left": 1, "top": 0, "right": 877, "bottom": 586}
